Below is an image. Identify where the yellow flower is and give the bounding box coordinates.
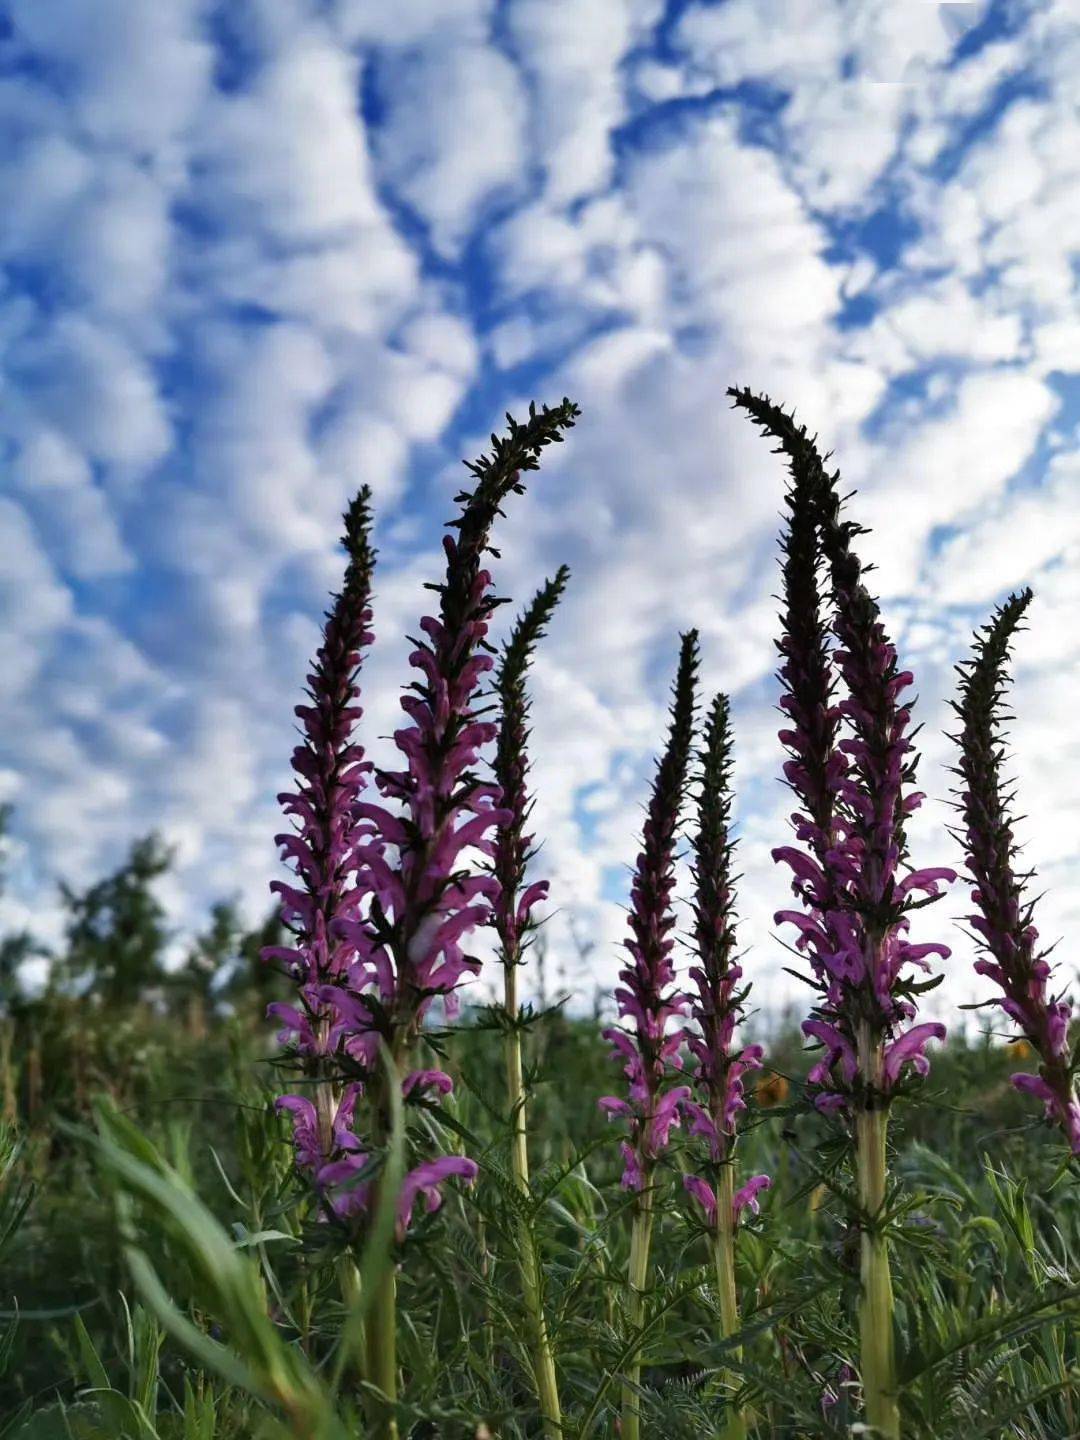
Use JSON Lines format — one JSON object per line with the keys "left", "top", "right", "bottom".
{"left": 1006, "top": 1039, "right": 1032, "bottom": 1062}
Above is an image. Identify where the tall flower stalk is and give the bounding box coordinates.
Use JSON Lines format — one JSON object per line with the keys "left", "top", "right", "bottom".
{"left": 265, "top": 485, "right": 376, "bottom": 1188}
{"left": 952, "top": 588, "right": 1080, "bottom": 1154}
{"left": 681, "top": 694, "right": 770, "bottom": 1440}
{"left": 331, "top": 399, "right": 579, "bottom": 1425}
{"left": 730, "top": 387, "right": 955, "bottom": 1439}
{"left": 491, "top": 565, "right": 570, "bottom": 1437}
{"left": 599, "top": 630, "right": 699, "bottom": 1440}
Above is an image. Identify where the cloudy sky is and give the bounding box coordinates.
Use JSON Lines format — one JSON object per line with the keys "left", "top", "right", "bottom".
{"left": 1, "top": 0, "right": 1078, "bottom": 1026}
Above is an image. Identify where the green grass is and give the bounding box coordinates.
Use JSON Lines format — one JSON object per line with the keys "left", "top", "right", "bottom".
{"left": 1, "top": 1003, "right": 1077, "bottom": 1438}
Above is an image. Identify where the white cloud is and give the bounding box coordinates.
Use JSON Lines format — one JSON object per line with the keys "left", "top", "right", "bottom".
{"left": 1, "top": 0, "right": 1079, "bottom": 1035}
{"left": 372, "top": 39, "right": 528, "bottom": 257}
{"left": 506, "top": 0, "right": 659, "bottom": 206}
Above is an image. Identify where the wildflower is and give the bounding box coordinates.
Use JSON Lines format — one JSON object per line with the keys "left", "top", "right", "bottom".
{"left": 490, "top": 566, "right": 571, "bottom": 1438}
{"left": 599, "top": 631, "right": 699, "bottom": 1188}
{"left": 727, "top": 386, "right": 953, "bottom": 1108}
{"left": 336, "top": 401, "right": 579, "bottom": 1085}
{"left": 951, "top": 588, "right": 1079, "bottom": 1154}
{"left": 680, "top": 694, "right": 769, "bottom": 1220}
{"left": 729, "top": 386, "right": 955, "bottom": 1440}
{"left": 600, "top": 629, "right": 698, "bottom": 1440}
{"left": 266, "top": 487, "right": 376, "bottom": 1172}
{"left": 492, "top": 566, "right": 570, "bottom": 973}
{"left": 677, "top": 684, "right": 771, "bottom": 1436}
{"left": 322, "top": 401, "right": 579, "bottom": 1241}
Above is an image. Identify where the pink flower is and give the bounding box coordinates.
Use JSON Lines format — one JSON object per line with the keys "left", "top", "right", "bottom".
{"left": 600, "top": 634, "right": 700, "bottom": 1191}
{"left": 683, "top": 1174, "right": 718, "bottom": 1226}
{"left": 732, "top": 1174, "right": 772, "bottom": 1219}
{"left": 882, "top": 1023, "right": 946, "bottom": 1087}
{"left": 955, "top": 589, "right": 1079, "bottom": 1154}
{"left": 395, "top": 1156, "right": 479, "bottom": 1241}
{"left": 729, "top": 386, "right": 953, "bottom": 1120}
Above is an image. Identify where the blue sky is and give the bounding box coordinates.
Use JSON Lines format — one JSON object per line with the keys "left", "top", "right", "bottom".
{"left": 1, "top": 0, "right": 1078, "bottom": 1023}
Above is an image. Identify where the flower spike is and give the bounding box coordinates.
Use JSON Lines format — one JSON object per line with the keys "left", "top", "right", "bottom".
{"left": 951, "top": 588, "right": 1079, "bottom": 1153}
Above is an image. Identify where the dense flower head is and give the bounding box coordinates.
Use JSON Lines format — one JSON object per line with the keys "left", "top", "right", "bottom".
{"left": 269, "top": 402, "right": 579, "bottom": 1240}
{"left": 491, "top": 566, "right": 571, "bottom": 966}
{"left": 951, "top": 588, "right": 1079, "bottom": 1154}
{"left": 599, "top": 631, "right": 699, "bottom": 1189}
{"left": 679, "top": 692, "right": 770, "bottom": 1225}
{"left": 264, "top": 487, "right": 377, "bottom": 1179}
{"left": 332, "top": 400, "right": 579, "bottom": 1062}
{"left": 728, "top": 387, "right": 952, "bottom": 1110}
{"left": 266, "top": 488, "right": 376, "bottom": 1036}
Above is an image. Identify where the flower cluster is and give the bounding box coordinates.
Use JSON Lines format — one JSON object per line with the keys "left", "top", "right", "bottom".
{"left": 599, "top": 631, "right": 698, "bottom": 1191}
{"left": 491, "top": 565, "right": 571, "bottom": 969}
{"left": 729, "top": 388, "right": 952, "bottom": 1109}
{"left": 952, "top": 588, "right": 1079, "bottom": 1153}
{"left": 270, "top": 400, "right": 579, "bottom": 1231}
{"left": 680, "top": 694, "right": 770, "bottom": 1227}
{"left": 265, "top": 487, "right": 377, "bottom": 1177}
{"left": 340, "top": 401, "right": 578, "bottom": 1065}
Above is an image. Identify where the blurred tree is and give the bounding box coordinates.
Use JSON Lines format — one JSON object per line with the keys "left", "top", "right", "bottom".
{"left": 171, "top": 899, "right": 242, "bottom": 1036}
{"left": 223, "top": 905, "right": 288, "bottom": 1012}
{"left": 56, "top": 834, "right": 173, "bottom": 1009}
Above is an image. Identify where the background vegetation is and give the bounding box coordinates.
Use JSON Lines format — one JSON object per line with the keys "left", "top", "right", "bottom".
{"left": 1, "top": 823, "right": 1077, "bottom": 1437}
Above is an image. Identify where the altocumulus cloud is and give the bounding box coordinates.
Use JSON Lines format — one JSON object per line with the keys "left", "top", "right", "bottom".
{"left": 1, "top": 0, "right": 1078, "bottom": 1020}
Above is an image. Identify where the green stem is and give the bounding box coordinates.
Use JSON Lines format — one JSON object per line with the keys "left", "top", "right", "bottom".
{"left": 505, "top": 962, "right": 563, "bottom": 1436}
{"left": 855, "top": 1025, "right": 899, "bottom": 1439}
{"left": 713, "top": 1166, "right": 746, "bottom": 1440}
{"left": 621, "top": 1183, "right": 655, "bottom": 1440}
{"left": 363, "top": 1049, "right": 401, "bottom": 1440}
{"left": 364, "top": 1263, "right": 399, "bottom": 1440}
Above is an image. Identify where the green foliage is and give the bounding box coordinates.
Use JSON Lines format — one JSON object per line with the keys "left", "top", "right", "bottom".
{"left": 0, "top": 860, "right": 1077, "bottom": 1437}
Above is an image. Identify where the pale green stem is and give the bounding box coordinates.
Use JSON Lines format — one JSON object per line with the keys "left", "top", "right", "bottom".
{"left": 365, "top": 1263, "right": 399, "bottom": 1440}
{"left": 713, "top": 1166, "right": 746, "bottom": 1440}
{"left": 621, "top": 1183, "right": 655, "bottom": 1440}
{"left": 855, "top": 1023, "right": 899, "bottom": 1440}
{"left": 505, "top": 961, "right": 563, "bottom": 1436}
{"left": 362, "top": 1044, "right": 401, "bottom": 1440}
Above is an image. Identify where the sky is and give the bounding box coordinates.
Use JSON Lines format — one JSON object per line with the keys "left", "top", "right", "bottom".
{"left": 1, "top": 0, "right": 1078, "bottom": 1029}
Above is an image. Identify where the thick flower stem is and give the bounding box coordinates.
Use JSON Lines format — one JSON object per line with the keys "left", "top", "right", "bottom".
{"left": 504, "top": 963, "right": 563, "bottom": 1436}
{"left": 622, "top": 1188, "right": 656, "bottom": 1440}
{"left": 713, "top": 1166, "right": 746, "bottom": 1440}
{"left": 364, "top": 1263, "right": 399, "bottom": 1440}
{"left": 855, "top": 1026, "right": 899, "bottom": 1440}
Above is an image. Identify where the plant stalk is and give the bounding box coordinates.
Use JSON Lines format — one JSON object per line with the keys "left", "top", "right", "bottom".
{"left": 505, "top": 962, "right": 563, "bottom": 1436}
{"left": 855, "top": 1023, "right": 899, "bottom": 1439}
{"left": 365, "top": 1263, "right": 399, "bottom": 1440}
{"left": 363, "top": 1050, "right": 401, "bottom": 1440}
{"left": 713, "top": 1165, "right": 746, "bottom": 1440}
{"left": 621, "top": 1184, "right": 655, "bottom": 1440}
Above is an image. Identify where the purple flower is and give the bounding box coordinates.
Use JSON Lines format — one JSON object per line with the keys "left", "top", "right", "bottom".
{"left": 729, "top": 386, "right": 953, "bottom": 1110}
{"left": 491, "top": 567, "right": 570, "bottom": 969}
{"left": 599, "top": 632, "right": 699, "bottom": 1190}
{"left": 328, "top": 402, "right": 577, "bottom": 1231}
{"left": 277, "top": 1086, "right": 369, "bottom": 1218}
{"left": 732, "top": 1174, "right": 772, "bottom": 1218}
{"left": 343, "top": 402, "right": 578, "bottom": 1067}
{"left": 267, "top": 489, "right": 376, "bottom": 1166}
{"left": 395, "top": 1156, "right": 479, "bottom": 1241}
{"left": 882, "top": 1023, "right": 946, "bottom": 1087}
{"left": 953, "top": 589, "right": 1079, "bottom": 1154}
{"left": 679, "top": 695, "right": 772, "bottom": 1226}
{"left": 267, "top": 405, "right": 581, "bottom": 1239}
{"left": 683, "top": 1173, "right": 718, "bottom": 1226}
{"left": 402, "top": 1068, "right": 454, "bottom": 1101}
{"left": 685, "top": 1168, "right": 771, "bottom": 1224}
